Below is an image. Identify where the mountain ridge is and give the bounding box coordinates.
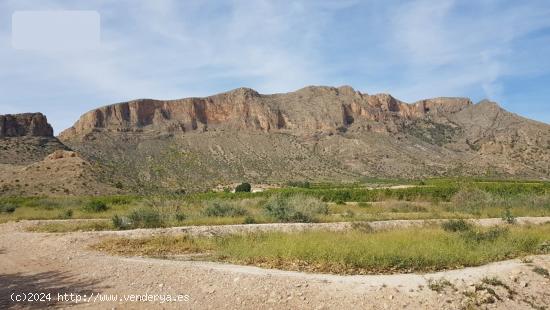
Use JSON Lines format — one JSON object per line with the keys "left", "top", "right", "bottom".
{"left": 53, "top": 86, "right": 549, "bottom": 192}
{"left": 58, "top": 86, "right": 478, "bottom": 140}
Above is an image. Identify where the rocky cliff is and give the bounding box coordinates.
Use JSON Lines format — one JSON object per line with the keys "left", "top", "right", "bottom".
{"left": 0, "top": 113, "right": 54, "bottom": 137}
{"left": 59, "top": 86, "right": 473, "bottom": 139}
{"left": 57, "top": 86, "right": 550, "bottom": 192}
{"left": 0, "top": 113, "right": 68, "bottom": 165}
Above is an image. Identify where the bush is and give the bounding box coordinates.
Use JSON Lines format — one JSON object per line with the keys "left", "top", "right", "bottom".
{"left": 175, "top": 213, "right": 187, "bottom": 222}
{"left": 127, "top": 208, "right": 164, "bottom": 228}
{"left": 83, "top": 200, "right": 109, "bottom": 212}
{"left": 60, "top": 209, "right": 73, "bottom": 219}
{"left": 450, "top": 187, "right": 492, "bottom": 212}
{"left": 235, "top": 183, "right": 252, "bottom": 193}
{"left": 441, "top": 219, "right": 472, "bottom": 232}
{"left": 112, "top": 214, "right": 131, "bottom": 230}
{"left": 502, "top": 208, "right": 516, "bottom": 224}
{"left": 243, "top": 216, "right": 257, "bottom": 224}
{"left": 461, "top": 227, "right": 509, "bottom": 243}
{"left": 203, "top": 200, "right": 248, "bottom": 217}
{"left": 103, "top": 196, "right": 132, "bottom": 205}
{"left": 0, "top": 203, "right": 17, "bottom": 213}
{"left": 264, "top": 194, "right": 328, "bottom": 223}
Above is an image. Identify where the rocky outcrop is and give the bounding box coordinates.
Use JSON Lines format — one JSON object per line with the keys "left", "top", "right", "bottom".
{"left": 0, "top": 113, "right": 54, "bottom": 137}
{"left": 59, "top": 86, "right": 473, "bottom": 140}
{"left": 45, "top": 150, "right": 78, "bottom": 160}
{"left": 0, "top": 113, "right": 69, "bottom": 165}
{"left": 54, "top": 85, "right": 550, "bottom": 192}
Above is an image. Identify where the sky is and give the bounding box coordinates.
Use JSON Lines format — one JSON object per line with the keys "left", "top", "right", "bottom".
{"left": 0, "top": 0, "right": 549, "bottom": 134}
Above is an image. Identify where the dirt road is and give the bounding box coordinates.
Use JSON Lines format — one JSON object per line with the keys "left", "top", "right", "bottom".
{"left": 1, "top": 219, "right": 549, "bottom": 309}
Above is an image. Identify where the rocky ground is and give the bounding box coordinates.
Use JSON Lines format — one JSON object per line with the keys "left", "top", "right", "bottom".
{"left": 1, "top": 220, "right": 549, "bottom": 309}
{"left": 0, "top": 150, "right": 120, "bottom": 196}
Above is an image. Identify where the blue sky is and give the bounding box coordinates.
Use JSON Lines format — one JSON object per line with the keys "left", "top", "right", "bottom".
{"left": 1, "top": 0, "right": 549, "bottom": 134}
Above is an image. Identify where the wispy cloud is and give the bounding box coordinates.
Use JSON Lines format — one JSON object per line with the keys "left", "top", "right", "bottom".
{"left": 0, "top": 0, "right": 549, "bottom": 133}
{"left": 383, "top": 0, "right": 550, "bottom": 103}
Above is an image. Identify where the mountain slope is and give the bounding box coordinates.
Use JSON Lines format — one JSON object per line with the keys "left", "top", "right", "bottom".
{"left": 58, "top": 86, "right": 550, "bottom": 192}
{"left": 0, "top": 113, "right": 69, "bottom": 165}
{"left": 0, "top": 150, "right": 121, "bottom": 196}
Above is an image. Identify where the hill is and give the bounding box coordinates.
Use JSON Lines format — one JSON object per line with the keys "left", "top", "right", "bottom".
{"left": 0, "top": 113, "right": 69, "bottom": 165}
{"left": 56, "top": 86, "right": 550, "bottom": 192}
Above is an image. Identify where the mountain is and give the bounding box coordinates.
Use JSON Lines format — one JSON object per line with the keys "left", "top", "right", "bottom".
{"left": 0, "top": 150, "right": 121, "bottom": 196}
{"left": 57, "top": 86, "right": 550, "bottom": 192}
{"left": 0, "top": 113, "right": 119, "bottom": 196}
{"left": 0, "top": 113, "right": 69, "bottom": 165}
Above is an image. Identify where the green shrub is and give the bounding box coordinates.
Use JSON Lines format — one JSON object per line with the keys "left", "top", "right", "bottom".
{"left": 128, "top": 208, "right": 164, "bottom": 228}
{"left": 450, "top": 187, "right": 491, "bottom": 212}
{"left": 441, "top": 219, "right": 472, "bottom": 232}
{"left": 501, "top": 208, "right": 516, "bottom": 224}
{"left": 103, "top": 196, "right": 132, "bottom": 205}
{"left": 60, "top": 209, "right": 73, "bottom": 219}
{"left": 235, "top": 183, "right": 252, "bottom": 193}
{"left": 175, "top": 213, "right": 187, "bottom": 222}
{"left": 0, "top": 203, "right": 17, "bottom": 213}
{"left": 83, "top": 200, "right": 109, "bottom": 212}
{"left": 461, "top": 227, "right": 509, "bottom": 243}
{"left": 264, "top": 194, "right": 328, "bottom": 223}
{"left": 203, "top": 200, "right": 248, "bottom": 217}
{"left": 533, "top": 266, "right": 549, "bottom": 277}
{"left": 112, "top": 214, "right": 131, "bottom": 230}
{"left": 243, "top": 216, "right": 257, "bottom": 224}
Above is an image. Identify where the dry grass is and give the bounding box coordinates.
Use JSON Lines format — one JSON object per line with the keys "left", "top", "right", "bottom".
{"left": 28, "top": 220, "right": 112, "bottom": 232}
{"left": 92, "top": 223, "right": 550, "bottom": 275}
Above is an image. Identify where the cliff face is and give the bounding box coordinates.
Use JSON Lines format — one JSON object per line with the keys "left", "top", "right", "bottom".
{"left": 56, "top": 86, "right": 550, "bottom": 192}
{"left": 59, "top": 86, "right": 473, "bottom": 140}
{"left": 0, "top": 113, "right": 54, "bottom": 137}
{"left": 0, "top": 113, "right": 69, "bottom": 165}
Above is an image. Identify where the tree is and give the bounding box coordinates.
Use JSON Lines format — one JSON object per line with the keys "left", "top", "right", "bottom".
{"left": 235, "top": 182, "right": 251, "bottom": 192}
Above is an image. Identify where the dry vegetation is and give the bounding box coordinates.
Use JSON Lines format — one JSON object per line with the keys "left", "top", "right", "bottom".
{"left": 92, "top": 223, "right": 550, "bottom": 275}
{"left": 2, "top": 179, "right": 548, "bottom": 233}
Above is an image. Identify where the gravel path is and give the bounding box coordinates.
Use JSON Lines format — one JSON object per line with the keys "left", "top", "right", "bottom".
{"left": 29, "top": 216, "right": 550, "bottom": 238}
{"left": 1, "top": 218, "right": 549, "bottom": 309}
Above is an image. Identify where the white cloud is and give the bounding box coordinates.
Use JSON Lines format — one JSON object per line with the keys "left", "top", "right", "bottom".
{"left": 1, "top": 0, "right": 549, "bottom": 131}
{"left": 384, "top": 0, "right": 550, "bottom": 103}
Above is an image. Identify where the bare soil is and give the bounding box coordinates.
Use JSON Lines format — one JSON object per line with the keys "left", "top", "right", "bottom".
{"left": 1, "top": 219, "right": 549, "bottom": 309}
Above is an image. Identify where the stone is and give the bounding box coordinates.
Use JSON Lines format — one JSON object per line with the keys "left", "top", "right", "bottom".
{"left": 0, "top": 113, "right": 53, "bottom": 137}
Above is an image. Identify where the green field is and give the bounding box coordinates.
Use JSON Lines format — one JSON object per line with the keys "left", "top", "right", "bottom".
{"left": 1, "top": 179, "right": 549, "bottom": 232}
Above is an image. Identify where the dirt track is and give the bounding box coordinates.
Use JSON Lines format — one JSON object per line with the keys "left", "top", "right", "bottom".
{"left": 1, "top": 219, "right": 549, "bottom": 309}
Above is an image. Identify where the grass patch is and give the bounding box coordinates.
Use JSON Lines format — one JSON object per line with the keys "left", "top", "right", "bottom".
{"left": 427, "top": 278, "right": 454, "bottom": 292}
{"left": 3, "top": 179, "right": 549, "bottom": 226}
{"left": 28, "top": 220, "right": 112, "bottom": 232}
{"left": 263, "top": 194, "right": 328, "bottom": 223}
{"left": 202, "top": 200, "right": 248, "bottom": 217}
{"left": 532, "top": 266, "right": 549, "bottom": 277}
{"left": 441, "top": 219, "right": 472, "bottom": 232}
{"left": 93, "top": 235, "right": 213, "bottom": 257}
{"left": 92, "top": 223, "right": 550, "bottom": 275}
{"left": 82, "top": 200, "right": 109, "bottom": 213}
